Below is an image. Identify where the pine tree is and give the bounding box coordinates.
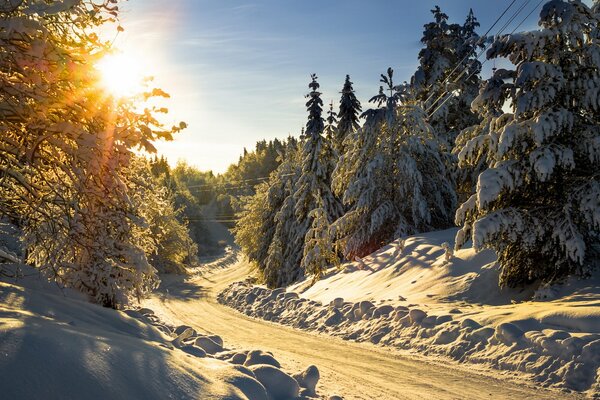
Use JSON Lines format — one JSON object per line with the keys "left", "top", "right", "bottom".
{"left": 294, "top": 74, "right": 343, "bottom": 222}
{"left": 301, "top": 194, "right": 339, "bottom": 280}
{"left": 412, "top": 6, "right": 484, "bottom": 144}
{"left": 332, "top": 70, "right": 456, "bottom": 259}
{"left": 336, "top": 75, "right": 362, "bottom": 154}
{"left": 235, "top": 139, "right": 302, "bottom": 286}
{"left": 324, "top": 100, "right": 338, "bottom": 144}
{"left": 293, "top": 74, "right": 343, "bottom": 278}
{"left": 455, "top": 0, "right": 600, "bottom": 286}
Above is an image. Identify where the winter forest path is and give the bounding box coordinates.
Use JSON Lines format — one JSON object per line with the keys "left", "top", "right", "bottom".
{"left": 145, "top": 255, "right": 583, "bottom": 400}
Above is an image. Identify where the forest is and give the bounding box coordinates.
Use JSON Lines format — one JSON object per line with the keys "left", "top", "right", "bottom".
{"left": 1, "top": 1, "right": 600, "bottom": 399}
{"left": 1, "top": 0, "right": 599, "bottom": 307}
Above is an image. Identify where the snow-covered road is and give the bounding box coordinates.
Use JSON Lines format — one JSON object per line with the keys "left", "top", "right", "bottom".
{"left": 145, "top": 256, "right": 583, "bottom": 400}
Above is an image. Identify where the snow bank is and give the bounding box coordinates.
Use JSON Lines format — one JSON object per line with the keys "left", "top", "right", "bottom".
{"left": 219, "top": 229, "right": 600, "bottom": 397}
{"left": 0, "top": 281, "right": 268, "bottom": 400}
{"left": 0, "top": 268, "right": 333, "bottom": 400}
{"left": 0, "top": 220, "right": 341, "bottom": 400}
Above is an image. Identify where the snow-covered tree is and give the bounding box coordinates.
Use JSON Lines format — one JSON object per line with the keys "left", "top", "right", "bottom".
{"left": 291, "top": 74, "right": 343, "bottom": 277}
{"left": 235, "top": 139, "right": 302, "bottom": 286}
{"left": 265, "top": 181, "right": 305, "bottom": 286}
{"left": 301, "top": 194, "right": 339, "bottom": 280}
{"left": 336, "top": 75, "right": 362, "bottom": 154}
{"left": 129, "top": 159, "right": 198, "bottom": 275}
{"left": 0, "top": 1, "right": 183, "bottom": 307}
{"left": 324, "top": 101, "right": 338, "bottom": 144}
{"left": 333, "top": 71, "right": 456, "bottom": 259}
{"left": 294, "top": 75, "right": 343, "bottom": 223}
{"left": 455, "top": 0, "right": 600, "bottom": 286}
{"left": 412, "top": 6, "right": 484, "bottom": 144}
{"left": 453, "top": 69, "right": 509, "bottom": 198}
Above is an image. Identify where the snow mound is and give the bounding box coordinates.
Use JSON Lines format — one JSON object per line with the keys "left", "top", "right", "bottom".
{"left": 0, "top": 281, "right": 267, "bottom": 400}
{"left": 0, "top": 219, "right": 332, "bottom": 400}
{"left": 219, "top": 229, "right": 600, "bottom": 396}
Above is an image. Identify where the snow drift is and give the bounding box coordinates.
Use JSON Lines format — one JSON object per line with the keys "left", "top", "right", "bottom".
{"left": 219, "top": 229, "right": 600, "bottom": 397}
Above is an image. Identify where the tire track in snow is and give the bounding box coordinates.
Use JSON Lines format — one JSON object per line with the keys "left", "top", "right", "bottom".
{"left": 147, "top": 258, "right": 583, "bottom": 400}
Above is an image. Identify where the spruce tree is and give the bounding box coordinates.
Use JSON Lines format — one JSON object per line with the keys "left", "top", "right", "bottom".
{"left": 293, "top": 74, "right": 343, "bottom": 277}
{"left": 332, "top": 70, "right": 456, "bottom": 259}
{"left": 234, "top": 140, "right": 299, "bottom": 280}
{"left": 336, "top": 75, "right": 362, "bottom": 154}
{"left": 412, "top": 6, "right": 484, "bottom": 144}
{"left": 455, "top": 0, "right": 600, "bottom": 286}
{"left": 301, "top": 194, "right": 339, "bottom": 280}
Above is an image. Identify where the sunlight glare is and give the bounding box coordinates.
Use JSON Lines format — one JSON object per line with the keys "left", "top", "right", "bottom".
{"left": 97, "top": 53, "right": 144, "bottom": 97}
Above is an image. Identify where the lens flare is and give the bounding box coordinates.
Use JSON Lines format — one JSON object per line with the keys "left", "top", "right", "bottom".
{"left": 96, "top": 53, "right": 144, "bottom": 97}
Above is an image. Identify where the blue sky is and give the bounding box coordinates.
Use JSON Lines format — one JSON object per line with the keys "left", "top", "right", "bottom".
{"left": 114, "top": 0, "right": 552, "bottom": 173}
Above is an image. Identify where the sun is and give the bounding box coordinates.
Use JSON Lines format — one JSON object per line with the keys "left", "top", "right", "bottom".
{"left": 96, "top": 53, "right": 144, "bottom": 97}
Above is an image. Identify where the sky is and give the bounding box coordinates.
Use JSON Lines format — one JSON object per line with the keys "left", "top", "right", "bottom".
{"left": 111, "top": 0, "right": 551, "bottom": 173}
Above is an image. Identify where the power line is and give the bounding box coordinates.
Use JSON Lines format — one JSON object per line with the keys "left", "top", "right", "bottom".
{"left": 187, "top": 218, "right": 241, "bottom": 223}
{"left": 421, "top": 0, "right": 519, "bottom": 108}
{"left": 509, "top": 0, "right": 545, "bottom": 34}
{"left": 428, "top": 0, "right": 544, "bottom": 120}
{"left": 425, "top": 0, "right": 533, "bottom": 116}
{"left": 186, "top": 173, "right": 296, "bottom": 190}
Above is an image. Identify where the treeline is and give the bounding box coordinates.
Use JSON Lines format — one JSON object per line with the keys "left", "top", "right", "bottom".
{"left": 0, "top": 1, "right": 200, "bottom": 308}
{"left": 234, "top": 2, "right": 600, "bottom": 288}
{"left": 159, "top": 137, "right": 299, "bottom": 226}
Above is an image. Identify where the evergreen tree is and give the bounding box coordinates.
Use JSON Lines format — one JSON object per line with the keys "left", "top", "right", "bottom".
{"left": 235, "top": 139, "right": 302, "bottom": 286}
{"left": 336, "top": 75, "right": 362, "bottom": 154}
{"left": 332, "top": 71, "right": 456, "bottom": 259}
{"left": 293, "top": 74, "right": 343, "bottom": 278}
{"left": 412, "top": 6, "right": 484, "bottom": 144}
{"left": 455, "top": 0, "right": 600, "bottom": 286}
{"left": 301, "top": 194, "right": 339, "bottom": 280}
{"left": 324, "top": 100, "right": 338, "bottom": 144}
{"left": 294, "top": 75, "right": 343, "bottom": 222}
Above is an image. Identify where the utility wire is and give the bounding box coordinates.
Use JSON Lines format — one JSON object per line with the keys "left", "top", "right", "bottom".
{"left": 186, "top": 173, "right": 295, "bottom": 189}
{"left": 425, "top": 0, "right": 533, "bottom": 116}
{"left": 428, "top": 0, "right": 544, "bottom": 120}
{"left": 421, "top": 0, "right": 519, "bottom": 107}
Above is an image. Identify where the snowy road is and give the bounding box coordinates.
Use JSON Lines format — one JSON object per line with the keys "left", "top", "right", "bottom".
{"left": 145, "top": 255, "right": 583, "bottom": 400}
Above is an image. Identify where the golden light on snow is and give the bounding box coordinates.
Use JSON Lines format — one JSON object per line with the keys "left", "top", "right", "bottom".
{"left": 97, "top": 53, "right": 144, "bottom": 97}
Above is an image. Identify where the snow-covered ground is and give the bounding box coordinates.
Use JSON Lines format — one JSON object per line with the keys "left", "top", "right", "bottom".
{"left": 0, "top": 223, "right": 331, "bottom": 400}
{"left": 219, "top": 228, "right": 600, "bottom": 397}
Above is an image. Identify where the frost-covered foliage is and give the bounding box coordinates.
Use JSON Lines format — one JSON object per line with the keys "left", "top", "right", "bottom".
{"left": 455, "top": 0, "right": 600, "bottom": 286}
{"left": 335, "top": 75, "right": 362, "bottom": 154}
{"left": 235, "top": 140, "right": 302, "bottom": 287}
{"left": 453, "top": 69, "right": 513, "bottom": 199}
{"left": 324, "top": 101, "right": 338, "bottom": 151}
{"left": 293, "top": 74, "right": 343, "bottom": 278}
{"left": 0, "top": 1, "right": 183, "bottom": 307}
{"left": 332, "top": 72, "right": 456, "bottom": 258}
{"left": 235, "top": 75, "right": 343, "bottom": 286}
{"left": 301, "top": 195, "right": 339, "bottom": 281}
{"left": 130, "top": 160, "right": 198, "bottom": 275}
{"left": 412, "top": 7, "right": 484, "bottom": 144}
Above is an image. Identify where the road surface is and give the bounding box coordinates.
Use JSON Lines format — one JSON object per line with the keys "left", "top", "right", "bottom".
{"left": 145, "top": 251, "right": 582, "bottom": 400}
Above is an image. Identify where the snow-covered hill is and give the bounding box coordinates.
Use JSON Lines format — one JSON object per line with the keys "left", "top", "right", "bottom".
{"left": 219, "top": 229, "right": 600, "bottom": 397}
{"left": 0, "top": 272, "right": 265, "bottom": 399}
{"left": 0, "top": 223, "right": 331, "bottom": 400}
